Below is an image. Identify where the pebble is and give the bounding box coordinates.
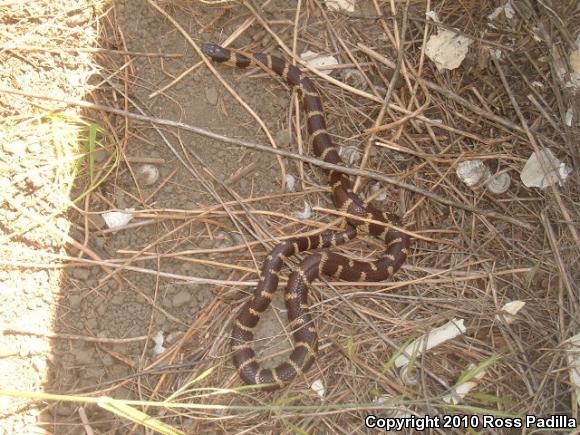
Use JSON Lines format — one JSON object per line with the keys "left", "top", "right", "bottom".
{"left": 86, "top": 316, "right": 98, "bottom": 330}
{"left": 172, "top": 290, "right": 192, "bottom": 308}
{"left": 205, "top": 86, "right": 218, "bottom": 105}
{"left": 84, "top": 367, "right": 106, "bottom": 380}
{"left": 74, "top": 348, "right": 96, "bottom": 365}
{"left": 70, "top": 268, "right": 90, "bottom": 281}
{"left": 101, "top": 354, "right": 114, "bottom": 366}
{"left": 68, "top": 294, "right": 82, "bottom": 309}
{"left": 275, "top": 129, "right": 292, "bottom": 146}
{"left": 93, "top": 148, "right": 109, "bottom": 163}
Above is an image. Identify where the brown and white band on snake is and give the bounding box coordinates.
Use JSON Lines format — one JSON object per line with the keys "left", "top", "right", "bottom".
{"left": 202, "top": 43, "right": 411, "bottom": 390}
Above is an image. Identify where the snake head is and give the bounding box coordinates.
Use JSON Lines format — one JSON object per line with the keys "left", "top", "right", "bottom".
{"left": 201, "top": 43, "right": 230, "bottom": 63}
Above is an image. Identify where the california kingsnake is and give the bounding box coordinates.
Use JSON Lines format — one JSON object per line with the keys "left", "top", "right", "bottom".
{"left": 202, "top": 43, "right": 411, "bottom": 390}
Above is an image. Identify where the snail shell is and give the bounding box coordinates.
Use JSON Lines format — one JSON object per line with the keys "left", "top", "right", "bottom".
{"left": 136, "top": 164, "right": 159, "bottom": 186}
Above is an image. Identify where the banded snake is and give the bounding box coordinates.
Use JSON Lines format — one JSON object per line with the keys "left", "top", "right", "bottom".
{"left": 202, "top": 43, "right": 410, "bottom": 390}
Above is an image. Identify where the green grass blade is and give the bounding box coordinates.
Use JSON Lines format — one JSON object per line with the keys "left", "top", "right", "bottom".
{"left": 98, "top": 396, "right": 184, "bottom": 435}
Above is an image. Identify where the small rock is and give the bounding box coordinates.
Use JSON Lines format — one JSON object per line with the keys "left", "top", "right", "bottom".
{"left": 205, "top": 86, "right": 218, "bottom": 105}
{"left": 74, "top": 348, "right": 96, "bottom": 365}
{"left": 172, "top": 290, "right": 192, "bottom": 308}
{"left": 95, "top": 302, "right": 107, "bottom": 316}
{"left": 84, "top": 367, "right": 106, "bottom": 380}
{"left": 275, "top": 129, "right": 292, "bottom": 146}
{"left": 68, "top": 294, "right": 82, "bottom": 309}
{"left": 85, "top": 316, "right": 98, "bottom": 330}
{"left": 101, "top": 354, "right": 114, "bottom": 366}
{"left": 70, "top": 268, "right": 90, "bottom": 281}
{"left": 93, "top": 148, "right": 109, "bottom": 163}
{"left": 110, "top": 293, "right": 124, "bottom": 305}
{"left": 136, "top": 164, "right": 159, "bottom": 186}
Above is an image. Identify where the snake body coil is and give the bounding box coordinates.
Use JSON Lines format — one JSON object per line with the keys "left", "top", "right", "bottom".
{"left": 202, "top": 43, "right": 410, "bottom": 390}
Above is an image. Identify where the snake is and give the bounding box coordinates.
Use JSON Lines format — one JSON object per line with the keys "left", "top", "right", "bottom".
{"left": 202, "top": 43, "right": 411, "bottom": 390}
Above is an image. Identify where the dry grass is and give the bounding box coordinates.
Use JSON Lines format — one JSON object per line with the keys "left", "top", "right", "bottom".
{"left": 1, "top": 0, "right": 579, "bottom": 433}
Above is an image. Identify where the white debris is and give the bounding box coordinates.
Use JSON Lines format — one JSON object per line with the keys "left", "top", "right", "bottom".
{"left": 338, "top": 146, "right": 361, "bottom": 165}
{"left": 102, "top": 208, "right": 135, "bottom": 230}
{"left": 443, "top": 363, "right": 487, "bottom": 404}
{"left": 311, "top": 379, "right": 325, "bottom": 398}
{"left": 504, "top": 1, "right": 515, "bottom": 19}
{"left": 325, "top": 0, "right": 355, "bottom": 12}
{"left": 520, "top": 149, "right": 572, "bottom": 189}
{"left": 487, "top": 1, "right": 515, "bottom": 21}
{"left": 566, "top": 332, "right": 580, "bottom": 410}
{"left": 496, "top": 300, "right": 526, "bottom": 324}
{"left": 400, "top": 365, "right": 419, "bottom": 385}
{"left": 486, "top": 172, "right": 511, "bottom": 194}
{"left": 565, "top": 107, "right": 574, "bottom": 127}
{"left": 530, "top": 81, "right": 544, "bottom": 88}
{"left": 294, "top": 201, "right": 313, "bottom": 220}
{"left": 300, "top": 50, "right": 339, "bottom": 71}
{"left": 394, "top": 319, "right": 467, "bottom": 369}
{"left": 370, "top": 183, "right": 388, "bottom": 201}
{"left": 285, "top": 173, "right": 296, "bottom": 192}
{"left": 531, "top": 27, "right": 543, "bottom": 43}
{"left": 136, "top": 164, "right": 159, "bottom": 186}
{"left": 425, "top": 10, "right": 440, "bottom": 22}
{"left": 456, "top": 160, "right": 491, "bottom": 187}
{"left": 425, "top": 30, "right": 473, "bottom": 71}
{"left": 152, "top": 330, "right": 166, "bottom": 355}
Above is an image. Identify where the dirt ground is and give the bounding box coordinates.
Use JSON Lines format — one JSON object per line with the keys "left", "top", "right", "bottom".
{"left": 1, "top": 0, "right": 579, "bottom": 434}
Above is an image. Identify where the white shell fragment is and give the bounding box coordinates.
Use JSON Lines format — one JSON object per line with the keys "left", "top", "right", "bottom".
{"left": 102, "top": 208, "right": 136, "bottom": 230}
{"left": 370, "top": 183, "right": 388, "bottom": 201}
{"left": 301, "top": 50, "right": 339, "bottom": 71}
{"left": 496, "top": 300, "right": 526, "bottom": 324}
{"left": 425, "top": 30, "right": 473, "bottom": 71}
{"left": 325, "top": 0, "right": 355, "bottom": 12}
{"left": 152, "top": 330, "right": 166, "bottom": 355}
{"left": 338, "top": 146, "right": 361, "bottom": 165}
{"left": 425, "top": 10, "right": 440, "bottom": 22}
{"left": 520, "top": 149, "right": 572, "bottom": 189}
{"left": 566, "top": 332, "right": 580, "bottom": 409}
{"left": 487, "top": 1, "right": 515, "bottom": 21}
{"left": 456, "top": 160, "right": 491, "bottom": 187}
{"left": 311, "top": 379, "right": 325, "bottom": 398}
{"left": 443, "top": 363, "right": 487, "bottom": 404}
{"left": 394, "top": 318, "right": 467, "bottom": 369}
{"left": 136, "top": 164, "right": 159, "bottom": 186}
{"left": 294, "top": 201, "right": 313, "bottom": 220}
{"left": 486, "top": 172, "right": 511, "bottom": 194}
{"left": 400, "top": 365, "right": 419, "bottom": 385}
{"left": 565, "top": 107, "right": 574, "bottom": 127}
{"left": 285, "top": 173, "right": 296, "bottom": 192}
